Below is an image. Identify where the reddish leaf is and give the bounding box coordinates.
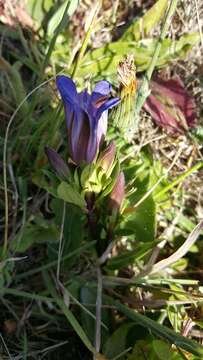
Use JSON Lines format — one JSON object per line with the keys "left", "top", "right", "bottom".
{"left": 144, "top": 76, "right": 197, "bottom": 134}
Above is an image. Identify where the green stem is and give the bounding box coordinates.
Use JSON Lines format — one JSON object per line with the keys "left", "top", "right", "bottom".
{"left": 135, "top": 0, "right": 179, "bottom": 115}
{"left": 15, "top": 241, "right": 95, "bottom": 280}
{"left": 154, "top": 161, "right": 203, "bottom": 200}
{"left": 41, "top": 0, "right": 72, "bottom": 76}
{"left": 0, "top": 287, "right": 55, "bottom": 303}
{"left": 71, "top": 1, "right": 101, "bottom": 78}
{"left": 2, "top": 76, "right": 60, "bottom": 259}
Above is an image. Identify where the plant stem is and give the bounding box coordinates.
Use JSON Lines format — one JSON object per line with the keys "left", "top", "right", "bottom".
{"left": 57, "top": 201, "right": 66, "bottom": 281}
{"left": 135, "top": 0, "right": 179, "bottom": 115}
{"left": 2, "top": 76, "right": 58, "bottom": 259}
{"left": 72, "top": 0, "right": 101, "bottom": 78}
{"left": 41, "top": 0, "right": 72, "bottom": 76}
{"left": 94, "top": 266, "right": 102, "bottom": 359}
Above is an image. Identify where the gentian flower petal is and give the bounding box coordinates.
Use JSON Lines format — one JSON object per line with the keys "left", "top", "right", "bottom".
{"left": 78, "top": 90, "right": 91, "bottom": 112}
{"left": 91, "top": 80, "right": 112, "bottom": 106}
{"left": 96, "top": 98, "right": 120, "bottom": 150}
{"left": 63, "top": 100, "right": 75, "bottom": 134}
{"left": 56, "top": 75, "right": 78, "bottom": 104}
{"left": 96, "top": 111, "right": 108, "bottom": 146}
{"left": 96, "top": 97, "right": 120, "bottom": 120}
{"left": 93, "top": 80, "right": 112, "bottom": 96}
{"left": 71, "top": 108, "right": 91, "bottom": 164}
{"left": 86, "top": 123, "right": 98, "bottom": 163}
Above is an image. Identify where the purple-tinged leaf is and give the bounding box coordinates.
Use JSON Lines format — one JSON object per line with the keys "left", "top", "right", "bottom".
{"left": 109, "top": 172, "right": 125, "bottom": 212}
{"left": 97, "top": 142, "right": 116, "bottom": 172}
{"left": 144, "top": 76, "right": 197, "bottom": 134}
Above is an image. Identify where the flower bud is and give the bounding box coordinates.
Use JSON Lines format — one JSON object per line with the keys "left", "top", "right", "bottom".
{"left": 45, "top": 146, "right": 70, "bottom": 180}
{"left": 108, "top": 172, "right": 125, "bottom": 212}
{"left": 97, "top": 141, "right": 116, "bottom": 174}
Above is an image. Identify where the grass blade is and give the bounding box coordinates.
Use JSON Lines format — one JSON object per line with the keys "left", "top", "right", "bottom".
{"left": 43, "top": 271, "right": 96, "bottom": 355}
{"left": 115, "top": 301, "right": 203, "bottom": 357}
{"left": 150, "top": 220, "right": 203, "bottom": 275}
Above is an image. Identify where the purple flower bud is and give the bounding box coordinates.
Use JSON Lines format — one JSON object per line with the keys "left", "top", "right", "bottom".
{"left": 144, "top": 76, "right": 197, "bottom": 134}
{"left": 109, "top": 172, "right": 125, "bottom": 212}
{"left": 56, "top": 76, "right": 120, "bottom": 165}
{"left": 45, "top": 146, "right": 70, "bottom": 180}
{"left": 97, "top": 141, "right": 116, "bottom": 172}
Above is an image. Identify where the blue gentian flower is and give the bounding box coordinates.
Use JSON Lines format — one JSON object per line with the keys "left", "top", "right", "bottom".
{"left": 56, "top": 75, "right": 120, "bottom": 164}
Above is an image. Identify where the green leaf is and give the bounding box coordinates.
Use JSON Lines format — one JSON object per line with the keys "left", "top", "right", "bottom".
{"left": 114, "top": 301, "right": 203, "bottom": 357}
{"left": 103, "top": 323, "right": 134, "bottom": 359}
{"left": 47, "top": 0, "right": 79, "bottom": 37}
{"left": 105, "top": 243, "right": 152, "bottom": 271}
{"left": 57, "top": 182, "right": 86, "bottom": 209}
{"left": 80, "top": 287, "right": 109, "bottom": 346}
{"left": 167, "top": 304, "right": 184, "bottom": 334}
{"left": 152, "top": 340, "right": 173, "bottom": 360}
{"left": 43, "top": 271, "right": 96, "bottom": 354}
{"left": 99, "top": 160, "right": 120, "bottom": 199}
{"left": 0, "top": 58, "right": 28, "bottom": 116}
{"left": 154, "top": 161, "right": 203, "bottom": 201}
{"left": 128, "top": 339, "right": 181, "bottom": 360}
{"left": 51, "top": 199, "right": 85, "bottom": 258}
{"left": 127, "top": 340, "right": 151, "bottom": 360}
{"left": 12, "top": 222, "right": 59, "bottom": 253}
{"left": 123, "top": 196, "right": 156, "bottom": 242}
{"left": 32, "top": 170, "right": 59, "bottom": 197}
{"left": 78, "top": 34, "right": 200, "bottom": 78}
{"left": 59, "top": 302, "right": 95, "bottom": 354}
{"left": 42, "top": 0, "right": 79, "bottom": 72}
{"left": 121, "top": 0, "right": 168, "bottom": 41}
{"left": 80, "top": 287, "right": 97, "bottom": 344}
{"left": 25, "top": 0, "right": 53, "bottom": 24}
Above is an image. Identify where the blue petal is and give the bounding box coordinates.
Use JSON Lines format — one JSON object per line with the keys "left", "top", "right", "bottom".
{"left": 96, "top": 97, "right": 120, "bottom": 119}
{"left": 96, "top": 111, "right": 108, "bottom": 147}
{"left": 64, "top": 100, "right": 75, "bottom": 131}
{"left": 93, "top": 80, "right": 112, "bottom": 96}
{"left": 56, "top": 75, "right": 78, "bottom": 105}
{"left": 86, "top": 119, "right": 99, "bottom": 163}
{"left": 78, "top": 90, "right": 91, "bottom": 112}
{"left": 71, "top": 108, "right": 92, "bottom": 164}
{"left": 91, "top": 81, "right": 112, "bottom": 109}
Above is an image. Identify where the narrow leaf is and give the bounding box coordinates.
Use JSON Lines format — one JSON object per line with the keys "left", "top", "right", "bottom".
{"left": 43, "top": 271, "right": 96, "bottom": 354}
{"left": 150, "top": 220, "right": 203, "bottom": 274}
{"left": 121, "top": 0, "right": 168, "bottom": 41}
{"left": 47, "top": 0, "right": 79, "bottom": 37}
{"left": 78, "top": 34, "right": 199, "bottom": 78}
{"left": 115, "top": 301, "right": 203, "bottom": 357}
